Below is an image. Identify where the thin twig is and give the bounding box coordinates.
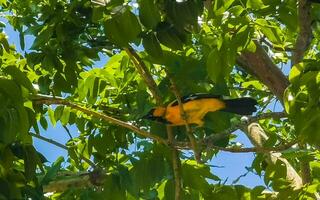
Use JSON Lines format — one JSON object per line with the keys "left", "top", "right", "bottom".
{"left": 207, "top": 140, "right": 298, "bottom": 153}
{"left": 247, "top": 111, "right": 287, "bottom": 123}
{"left": 201, "top": 111, "right": 287, "bottom": 147}
{"left": 166, "top": 74, "right": 202, "bottom": 163}
{"left": 62, "top": 125, "right": 73, "bottom": 139}
{"left": 29, "top": 132, "right": 96, "bottom": 168}
{"left": 167, "top": 126, "right": 182, "bottom": 200}
{"left": 32, "top": 94, "right": 168, "bottom": 146}
{"left": 175, "top": 139, "right": 297, "bottom": 153}
{"left": 125, "top": 47, "right": 162, "bottom": 105}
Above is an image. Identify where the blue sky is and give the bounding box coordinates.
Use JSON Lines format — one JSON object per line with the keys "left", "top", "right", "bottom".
{"left": 3, "top": 19, "right": 270, "bottom": 189}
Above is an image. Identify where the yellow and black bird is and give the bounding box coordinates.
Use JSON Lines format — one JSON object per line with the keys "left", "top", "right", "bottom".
{"left": 143, "top": 93, "right": 257, "bottom": 126}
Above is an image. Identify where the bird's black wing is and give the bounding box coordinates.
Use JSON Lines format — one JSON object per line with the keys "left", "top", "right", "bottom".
{"left": 170, "top": 93, "right": 222, "bottom": 106}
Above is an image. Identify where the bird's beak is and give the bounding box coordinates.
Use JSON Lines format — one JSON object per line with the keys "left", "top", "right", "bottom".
{"left": 142, "top": 108, "right": 155, "bottom": 120}
{"left": 142, "top": 113, "right": 152, "bottom": 119}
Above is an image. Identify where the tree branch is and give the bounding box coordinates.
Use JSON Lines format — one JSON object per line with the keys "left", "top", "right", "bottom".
{"left": 32, "top": 94, "right": 168, "bottom": 146}
{"left": 125, "top": 47, "right": 162, "bottom": 105}
{"left": 43, "top": 169, "right": 105, "bottom": 193}
{"left": 244, "top": 123, "right": 303, "bottom": 190}
{"left": 167, "top": 75, "right": 202, "bottom": 163}
{"left": 167, "top": 126, "right": 182, "bottom": 200}
{"left": 299, "top": 143, "right": 312, "bottom": 185}
{"left": 293, "top": 0, "right": 313, "bottom": 186}
{"left": 293, "top": 0, "right": 313, "bottom": 65}
{"left": 125, "top": 46, "right": 185, "bottom": 197}
{"left": 246, "top": 111, "right": 286, "bottom": 123}
{"left": 29, "top": 132, "right": 96, "bottom": 168}
{"left": 210, "top": 140, "right": 297, "bottom": 153}
{"left": 237, "top": 40, "right": 290, "bottom": 103}
{"left": 201, "top": 111, "right": 287, "bottom": 147}
{"left": 175, "top": 137, "right": 297, "bottom": 153}
{"left": 62, "top": 125, "right": 73, "bottom": 139}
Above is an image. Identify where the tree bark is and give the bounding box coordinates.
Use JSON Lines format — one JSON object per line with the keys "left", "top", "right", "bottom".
{"left": 244, "top": 123, "right": 303, "bottom": 190}
{"left": 237, "top": 41, "right": 290, "bottom": 103}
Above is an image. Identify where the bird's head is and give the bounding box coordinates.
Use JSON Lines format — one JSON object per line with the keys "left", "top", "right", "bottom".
{"left": 142, "top": 107, "right": 169, "bottom": 124}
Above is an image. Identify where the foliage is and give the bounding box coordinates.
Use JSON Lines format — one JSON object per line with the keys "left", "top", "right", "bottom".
{"left": 0, "top": 0, "right": 319, "bottom": 199}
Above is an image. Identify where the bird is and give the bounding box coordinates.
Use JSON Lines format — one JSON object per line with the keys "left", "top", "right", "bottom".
{"left": 143, "top": 93, "right": 257, "bottom": 126}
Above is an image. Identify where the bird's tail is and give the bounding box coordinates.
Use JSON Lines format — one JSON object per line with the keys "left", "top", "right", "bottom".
{"left": 222, "top": 98, "right": 257, "bottom": 115}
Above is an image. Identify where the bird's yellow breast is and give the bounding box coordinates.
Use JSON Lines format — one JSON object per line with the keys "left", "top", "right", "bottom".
{"left": 165, "top": 98, "right": 226, "bottom": 126}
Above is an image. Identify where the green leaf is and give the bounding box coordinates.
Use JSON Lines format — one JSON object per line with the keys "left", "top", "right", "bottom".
{"left": 4, "top": 65, "right": 35, "bottom": 93}
{"left": 104, "top": 8, "right": 142, "bottom": 47}
{"left": 84, "top": 74, "right": 97, "bottom": 103}
{"left": 48, "top": 107, "right": 56, "bottom": 127}
{"left": 255, "top": 19, "right": 283, "bottom": 45}
{"left": 103, "top": 174, "right": 126, "bottom": 200}
{"left": 92, "top": 6, "right": 105, "bottom": 23}
{"left": 139, "top": 0, "right": 160, "bottom": 29}
{"left": 299, "top": 108, "right": 320, "bottom": 144}
{"left": 39, "top": 116, "right": 48, "bottom": 130}
{"left": 205, "top": 185, "right": 238, "bottom": 199}
{"left": 228, "top": 5, "right": 244, "bottom": 16}
{"left": 214, "top": 0, "right": 236, "bottom": 16}
{"left": 60, "top": 106, "right": 70, "bottom": 126}
{"left": 40, "top": 156, "right": 64, "bottom": 185}
{"left": 242, "top": 80, "right": 264, "bottom": 90}
{"left": 24, "top": 145, "right": 40, "bottom": 181}
{"left": 130, "top": 150, "right": 168, "bottom": 192}
{"left": 142, "top": 32, "right": 163, "bottom": 58}
{"left": 204, "top": 111, "right": 232, "bottom": 133}
{"left": 0, "top": 32, "right": 10, "bottom": 52}
{"left": 54, "top": 105, "right": 64, "bottom": 122}
{"left": 164, "top": 0, "right": 202, "bottom": 31}
{"left": 164, "top": 179, "right": 175, "bottom": 200}
{"left": 156, "top": 22, "right": 185, "bottom": 50}
{"left": 31, "top": 24, "right": 54, "bottom": 49}
{"left": 182, "top": 160, "right": 219, "bottom": 193}
{"left": 0, "top": 78, "right": 22, "bottom": 104}
{"left": 234, "top": 185, "right": 251, "bottom": 200}
{"left": 246, "top": 0, "right": 266, "bottom": 10}
{"left": 16, "top": 104, "right": 30, "bottom": 137}
{"left": 53, "top": 72, "right": 71, "bottom": 93}
{"left": 206, "top": 45, "right": 235, "bottom": 83}
{"left": 289, "top": 63, "right": 304, "bottom": 82}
